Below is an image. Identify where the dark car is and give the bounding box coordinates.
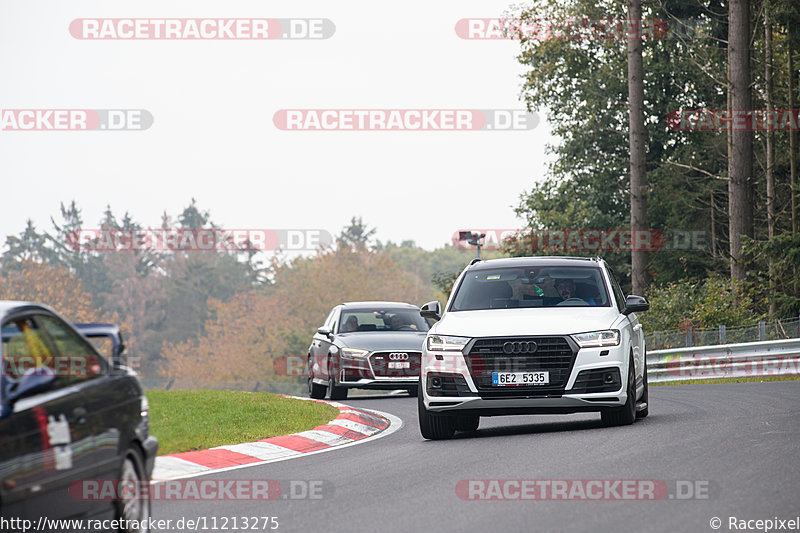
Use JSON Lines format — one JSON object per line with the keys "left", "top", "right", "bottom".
{"left": 308, "top": 302, "right": 433, "bottom": 400}
{"left": 73, "top": 323, "right": 127, "bottom": 366}
{"left": 0, "top": 301, "right": 157, "bottom": 531}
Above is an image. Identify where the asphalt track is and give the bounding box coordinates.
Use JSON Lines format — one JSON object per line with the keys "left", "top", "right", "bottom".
{"left": 153, "top": 382, "right": 800, "bottom": 533}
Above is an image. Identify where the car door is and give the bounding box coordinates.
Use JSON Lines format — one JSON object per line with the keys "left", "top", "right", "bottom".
{"left": 36, "top": 314, "right": 125, "bottom": 485}
{"left": 0, "top": 311, "right": 115, "bottom": 521}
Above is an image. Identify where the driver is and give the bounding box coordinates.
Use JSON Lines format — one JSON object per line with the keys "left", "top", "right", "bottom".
{"left": 555, "top": 279, "right": 576, "bottom": 301}
{"left": 390, "top": 314, "right": 417, "bottom": 330}
{"left": 555, "top": 278, "right": 597, "bottom": 305}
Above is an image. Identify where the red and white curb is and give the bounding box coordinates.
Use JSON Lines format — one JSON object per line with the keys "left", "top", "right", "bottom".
{"left": 152, "top": 398, "right": 401, "bottom": 481}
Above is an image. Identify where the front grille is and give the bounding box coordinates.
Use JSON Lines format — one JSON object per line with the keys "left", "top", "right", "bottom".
{"left": 369, "top": 351, "right": 421, "bottom": 378}
{"left": 465, "top": 336, "right": 577, "bottom": 398}
{"left": 569, "top": 368, "right": 621, "bottom": 393}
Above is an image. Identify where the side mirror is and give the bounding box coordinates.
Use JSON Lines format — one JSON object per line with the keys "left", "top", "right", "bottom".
{"left": 317, "top": 327, "right": 333, "bottom": 338}
{"left": 623, "top": 295, "right": 650, "bottom": 315}
{"left": 7, "top": 367, "right": 56, "bottom": 404}
{"left": 420, "top": 301, "right": 442, "bottom": 321}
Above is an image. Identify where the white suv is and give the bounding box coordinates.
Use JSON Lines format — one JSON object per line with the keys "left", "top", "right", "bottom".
{"left": 417, "top": 256, "right": 650, "bottom": 440}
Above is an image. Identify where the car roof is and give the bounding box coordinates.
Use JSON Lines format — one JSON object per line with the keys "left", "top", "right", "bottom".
{"left": 0, "top": 300, "right": 54, "bottom": 318}
{"left": 73, "top": 323, "right": 121, "bottom": 337}
{"left": 341, "top": 301, "right": 419, "bottom": 309}
{"left": 466, "top": 256, "right": 604, "bottom": 270}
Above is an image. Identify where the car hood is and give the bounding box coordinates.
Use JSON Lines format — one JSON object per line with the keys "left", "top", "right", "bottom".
{"left": 338, "top": 331, "right": 427, "bottom": 352}
{"left": 432, "top": 307, "right": 622, "bottom": 337}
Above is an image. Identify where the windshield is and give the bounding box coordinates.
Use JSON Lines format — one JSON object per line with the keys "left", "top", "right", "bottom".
{"left": 450, "top": 266, "right": 611, "bottom": 311}
{"left": 338, "top": 308, "right": 431, "bottom": 333}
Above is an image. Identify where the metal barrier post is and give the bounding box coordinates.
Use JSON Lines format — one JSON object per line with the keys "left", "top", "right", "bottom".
{"left": 759, "top": 321, "right": 766, "bottom": 341}
{"left": 719, "top": 324, "right": 726, "bottom": 344}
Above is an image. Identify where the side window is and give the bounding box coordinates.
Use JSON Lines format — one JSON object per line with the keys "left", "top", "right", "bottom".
{"left": 322, "top": 308, "right": 336, "bottom": 330}
{"left": 36, "top": 315, "right": 107, "bottom": 386}
{"left": 2, "top": 317, "right": 55, "bottom": 379}
{"left": 607, "top": 269, "right": 626, "bottom": 311}
{"left": 327, "top": 307, "right": 340, "bottom": 333}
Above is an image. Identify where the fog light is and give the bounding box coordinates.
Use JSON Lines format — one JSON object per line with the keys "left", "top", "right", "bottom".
{"left": 604, "top": 373, "right": 615, "bottom": 384}
{"left": 431, "top": 377, "right": 442, "bottom": 389}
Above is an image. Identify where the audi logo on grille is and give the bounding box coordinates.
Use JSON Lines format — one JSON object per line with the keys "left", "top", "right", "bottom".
{"left": 502, "top": 341, "right": 538, "bottom": 354}
{"left": 388, "top": 353, "right": 409, "bottom": 360}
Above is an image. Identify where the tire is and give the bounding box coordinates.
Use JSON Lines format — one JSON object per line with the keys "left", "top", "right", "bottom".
{"left": 455, "top": 415, "right": 479, "bottom": 432}
{"left": 601, "top": 354, "right": 636, "bottom": 427}
{"left": 636, "top": 354, "right": 649, "bottom": 419}
{"left": 325, "top": 357, "right": 348, "bottom": 400}
{"left": 308, "top": 356, "right": 326, "bottom": 399}
{"left": 116, "top": 447, "right": 150, "bottom": 533}
{"left": 406, "top": 386, "right": 418, "bottom": 398}
{"left": 418, "top": 383, "right": 455, "bottom": 440}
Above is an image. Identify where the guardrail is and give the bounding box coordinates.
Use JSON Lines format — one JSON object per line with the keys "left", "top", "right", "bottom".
{"left": 647, "top": 338, "right": 800, "bottom": 383}
{"left": 645, "top": 316, "right": 800, "bottom": 350}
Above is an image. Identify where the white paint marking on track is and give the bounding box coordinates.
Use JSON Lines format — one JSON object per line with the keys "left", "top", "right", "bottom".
{"left": 152, "top": 456, "right": 212, "bottom": 479}
{"left": 216, "top": 441, "right": 302, "bottom": 461}
{"left": 293, "top": 429, "right": 356, "bottom": 446}
{"left": 151, "top": 406, "right": 402, "bottom": 483}
{"left": 326, "top": 419, "right": 381, "bottom": 435}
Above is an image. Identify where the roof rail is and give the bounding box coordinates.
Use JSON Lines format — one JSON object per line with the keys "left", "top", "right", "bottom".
{"left": 469, "top": 258, "right": 483, "bottom": 265}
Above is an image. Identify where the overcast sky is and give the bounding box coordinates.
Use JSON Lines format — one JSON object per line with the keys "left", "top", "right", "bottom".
{"left": 0, "top": 0, "right": 555, "bottom": 252}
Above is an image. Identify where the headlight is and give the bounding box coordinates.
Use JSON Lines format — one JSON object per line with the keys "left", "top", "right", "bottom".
{"left": 340, "top": 348, "right": 370, "bottom": 358}
{"left": 427, "top": 335, "right": 470, "bottom": 352}
{"left": 571, "top": 330, "right": 620, "bottom": 348}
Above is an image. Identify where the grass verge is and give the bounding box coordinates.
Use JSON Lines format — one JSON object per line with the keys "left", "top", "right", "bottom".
{"left": 652, "top": 375, "right": 800, "bottom": 386}
{"left": 147, "top": 390, "right": 340, "bottom": 455}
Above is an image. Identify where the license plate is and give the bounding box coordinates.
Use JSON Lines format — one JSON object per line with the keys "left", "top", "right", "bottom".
{"left": 388, "top": 361, "right": 410, "bottom": 369}
{"left": 492, "top": 371, "right": 549, "bottom": 386}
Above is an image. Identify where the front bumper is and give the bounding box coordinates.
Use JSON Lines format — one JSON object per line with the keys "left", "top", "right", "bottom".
{"left": 422, "top": 335, "right": 628, "bottom": 413}
{"left": 424, "top": 393, "right": 626, "bottom": 415}
{"left": 338, "top": 351, "right": 421, "bottom": 389}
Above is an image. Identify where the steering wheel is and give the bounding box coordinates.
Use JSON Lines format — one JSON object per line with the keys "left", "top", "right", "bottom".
{"left": 396, "top": 325, "right": 415, "bottom": 331}
{"left": 556, "top": 297, "right": 588, "bottom": 306}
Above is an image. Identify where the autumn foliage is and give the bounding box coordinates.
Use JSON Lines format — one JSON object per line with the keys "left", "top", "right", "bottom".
{"left": 0, "top": 260, "right": 97, "bottom": 322}
{"left": 161, "top": 248, "right": 437, "bottom": 383}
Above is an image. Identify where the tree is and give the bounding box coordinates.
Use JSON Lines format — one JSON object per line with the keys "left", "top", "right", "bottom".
{"left": 0, "top": 261, "right": 98, "bottom": 322}
{"left": 337, "top": 216, "right": 376, "bottom": 251}
{"left": 161, "top": 246, "right": 436, "bottom": 383}
{"left": 765, "top": 1, "right": 777, "bottom": 316}
{"left": 628, "top": 0, "right": 649, "bottom": 295}
{"left": 727, "top": 0, "right": 755, "bottom": 282}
